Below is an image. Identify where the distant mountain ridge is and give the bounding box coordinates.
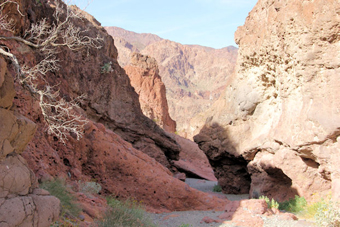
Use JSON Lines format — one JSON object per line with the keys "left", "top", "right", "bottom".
{"left": 105, "top": 26, "right": 238, "bottom": 138}
{"left": 105, "top": 26, "right": 163, "bottom": 51}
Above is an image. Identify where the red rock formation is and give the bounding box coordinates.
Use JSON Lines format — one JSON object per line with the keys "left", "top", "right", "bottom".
{"left": 124, "top": 53, "right": 176, "bottom": 133}
{"left": 194, "top": 0, "right": 340, "bottom": 201}
{"left": 23, "top": 120, "right": 228, "bottom": 212}
{"left": 5, "top": 0, "right": 180, "bottom": 170}
{"left": 105, "top": 27, "right": 238, "bottom": 139}
{"left": 0, "top": 0, "right": 228, "bottom": 215}
{"left": 172, "top": 134, "right": 216, "bottom": 181}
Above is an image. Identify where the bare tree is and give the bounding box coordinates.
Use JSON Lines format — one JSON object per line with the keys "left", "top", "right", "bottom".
{"left": 0, "top": 0, "right": 103, "bottom": 143}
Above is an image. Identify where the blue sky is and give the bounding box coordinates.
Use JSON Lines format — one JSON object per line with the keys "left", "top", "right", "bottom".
{"left": 77, "top": 0, "right": 258, "bottom": 49}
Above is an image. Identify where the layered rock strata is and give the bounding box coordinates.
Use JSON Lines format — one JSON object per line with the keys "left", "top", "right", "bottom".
{"left": 124, "top": 53, "right": 176, "bottom": 133}
{"left": 0, "top": 56, "right": 60, "bottom": 226}
{"left": 194, "top": 0, "right": 340, "bottom": 201}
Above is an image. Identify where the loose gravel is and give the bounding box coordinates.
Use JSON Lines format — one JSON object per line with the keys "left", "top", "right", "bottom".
{"left": 149, "top": 178, "right": 315, "bottom": 227}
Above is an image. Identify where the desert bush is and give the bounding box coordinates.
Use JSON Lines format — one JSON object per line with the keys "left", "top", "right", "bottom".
{"left": 259, "top": 195, "right": 279, "bottom": 209}
{"left": 101, "top": 62, "right": 113, "bottom": 74}
{"left": 40, "top": 178, "right": 81, "bottom": 218}
{"left": 314, "top": 200, "right": 340, "bottom": 227}
{"left": 98, "top": 197, "right": 157, "bottom": 227}
{"left": 213, "top": 184, "right": 222, "bottom": 192}
{"left": 79, "top": 181, "right": 102, "bottom": 194}
{"left": 279, "top": 195, "right": 307, "bottom": 213}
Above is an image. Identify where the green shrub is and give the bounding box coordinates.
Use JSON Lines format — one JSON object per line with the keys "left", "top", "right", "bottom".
{"left": 259, "top": 195, "right": 279, "bottom": 209}
{"left": 213, "top": 184, "right": 222, "bottom": 192}
{"left": 98, "top": 197, "right": 158, "bottom": 227}
{"left": 279, "top": 195, "right": 307, "bottom": 213}
{"left": 101, "top": 62, "right": 113, "bottom": 74}
{"left": 178, "top": 224, "right": 191, "bottom": 227}
{"left": 40, "top": 178, "right": 81, "bottom": 218}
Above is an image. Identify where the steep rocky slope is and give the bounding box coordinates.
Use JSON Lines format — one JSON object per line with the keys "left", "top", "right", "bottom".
{"left": 0, "top": 56, "right": 60, "bottom": 226}
{"left": 124, "top": 53, "right": 176, "bottom": 133}
{"left": 0, "top": 0, "right": 228, "bottom": 218}
{"left": 194, "top": 0, "right": 340, "bottom": 201}
{"left": 106, "top": 27, "right": 238, "bottom": 138}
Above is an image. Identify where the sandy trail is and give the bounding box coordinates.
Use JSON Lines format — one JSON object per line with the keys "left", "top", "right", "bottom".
{"left": 149, "top": 178, "right": 315, "bottom": 227}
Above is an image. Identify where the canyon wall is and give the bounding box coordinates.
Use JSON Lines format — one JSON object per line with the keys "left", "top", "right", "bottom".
{"left": 106, "top": 27, "right": 238, "bottom": 138}
{"left": 194, "top": 0, "right": 340, "bottom": 201}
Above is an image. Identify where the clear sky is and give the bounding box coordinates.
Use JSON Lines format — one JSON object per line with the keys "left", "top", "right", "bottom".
{"left": 76, "top": 0, "right": 258, "bottom": 49}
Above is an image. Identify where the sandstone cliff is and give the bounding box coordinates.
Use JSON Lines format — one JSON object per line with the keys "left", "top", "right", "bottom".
{"left": 124, "top": 53, "right": 176, "bottom": 133}
{"left": 194, "top": 0, "right": 340, "bottom": 201}
{"left": 105, "top": 27, "right": 238, "bottom": 138}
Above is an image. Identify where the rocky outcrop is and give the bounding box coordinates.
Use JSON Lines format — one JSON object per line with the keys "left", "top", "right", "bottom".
{"left": 4, "top": 0, "right": 180, "bottom": 170}
{"left": 0, "top": 0, "right": 228, "bottom": 215}
{"left": 0, "top": 56, "right": 60, "bottom": 226}
{"left": 106, "top": 27, "right": 238, "bottom": 139}
{"left": 124, "top": 53, "right": 176, "bottom": 133}
{"left": 194, "top": 0, "right": 340, "bottom": 201}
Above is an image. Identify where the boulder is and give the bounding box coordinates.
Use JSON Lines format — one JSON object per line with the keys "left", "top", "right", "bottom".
{"left": 172, "top": 134, "right": 216, "bottom": 181}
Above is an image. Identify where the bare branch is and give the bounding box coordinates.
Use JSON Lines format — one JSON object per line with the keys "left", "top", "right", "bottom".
{"left": 38, "top": 89, "right": 88, "bottom": 144}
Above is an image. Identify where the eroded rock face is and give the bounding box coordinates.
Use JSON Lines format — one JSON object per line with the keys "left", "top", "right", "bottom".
{"left": 195, "top": 0, "right": 340, "bottom": 201}
{"left": 0, "top": 56, "right": 60, "bottom": 226}
{"left": 106, "top": 27, "right": 238, "bottom": 139}
{"left": 124, "top": 53, "right": 176, "bottom": 133}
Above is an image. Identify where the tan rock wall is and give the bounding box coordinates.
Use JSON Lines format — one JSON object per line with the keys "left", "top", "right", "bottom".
{"left": 195, "top": 0, "right": 340, "bottom": 201}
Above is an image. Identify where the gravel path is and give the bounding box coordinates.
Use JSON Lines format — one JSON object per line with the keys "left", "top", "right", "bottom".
{"left": 149, "top": 178, "right": 315, "bottom": 227}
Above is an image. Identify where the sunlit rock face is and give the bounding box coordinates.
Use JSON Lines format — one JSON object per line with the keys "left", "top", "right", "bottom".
{"left": 194, "top": 0, "right": 340, "bottom": 201}
{"left": 124, "top": 53, "right": 176, "bottom": 133}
